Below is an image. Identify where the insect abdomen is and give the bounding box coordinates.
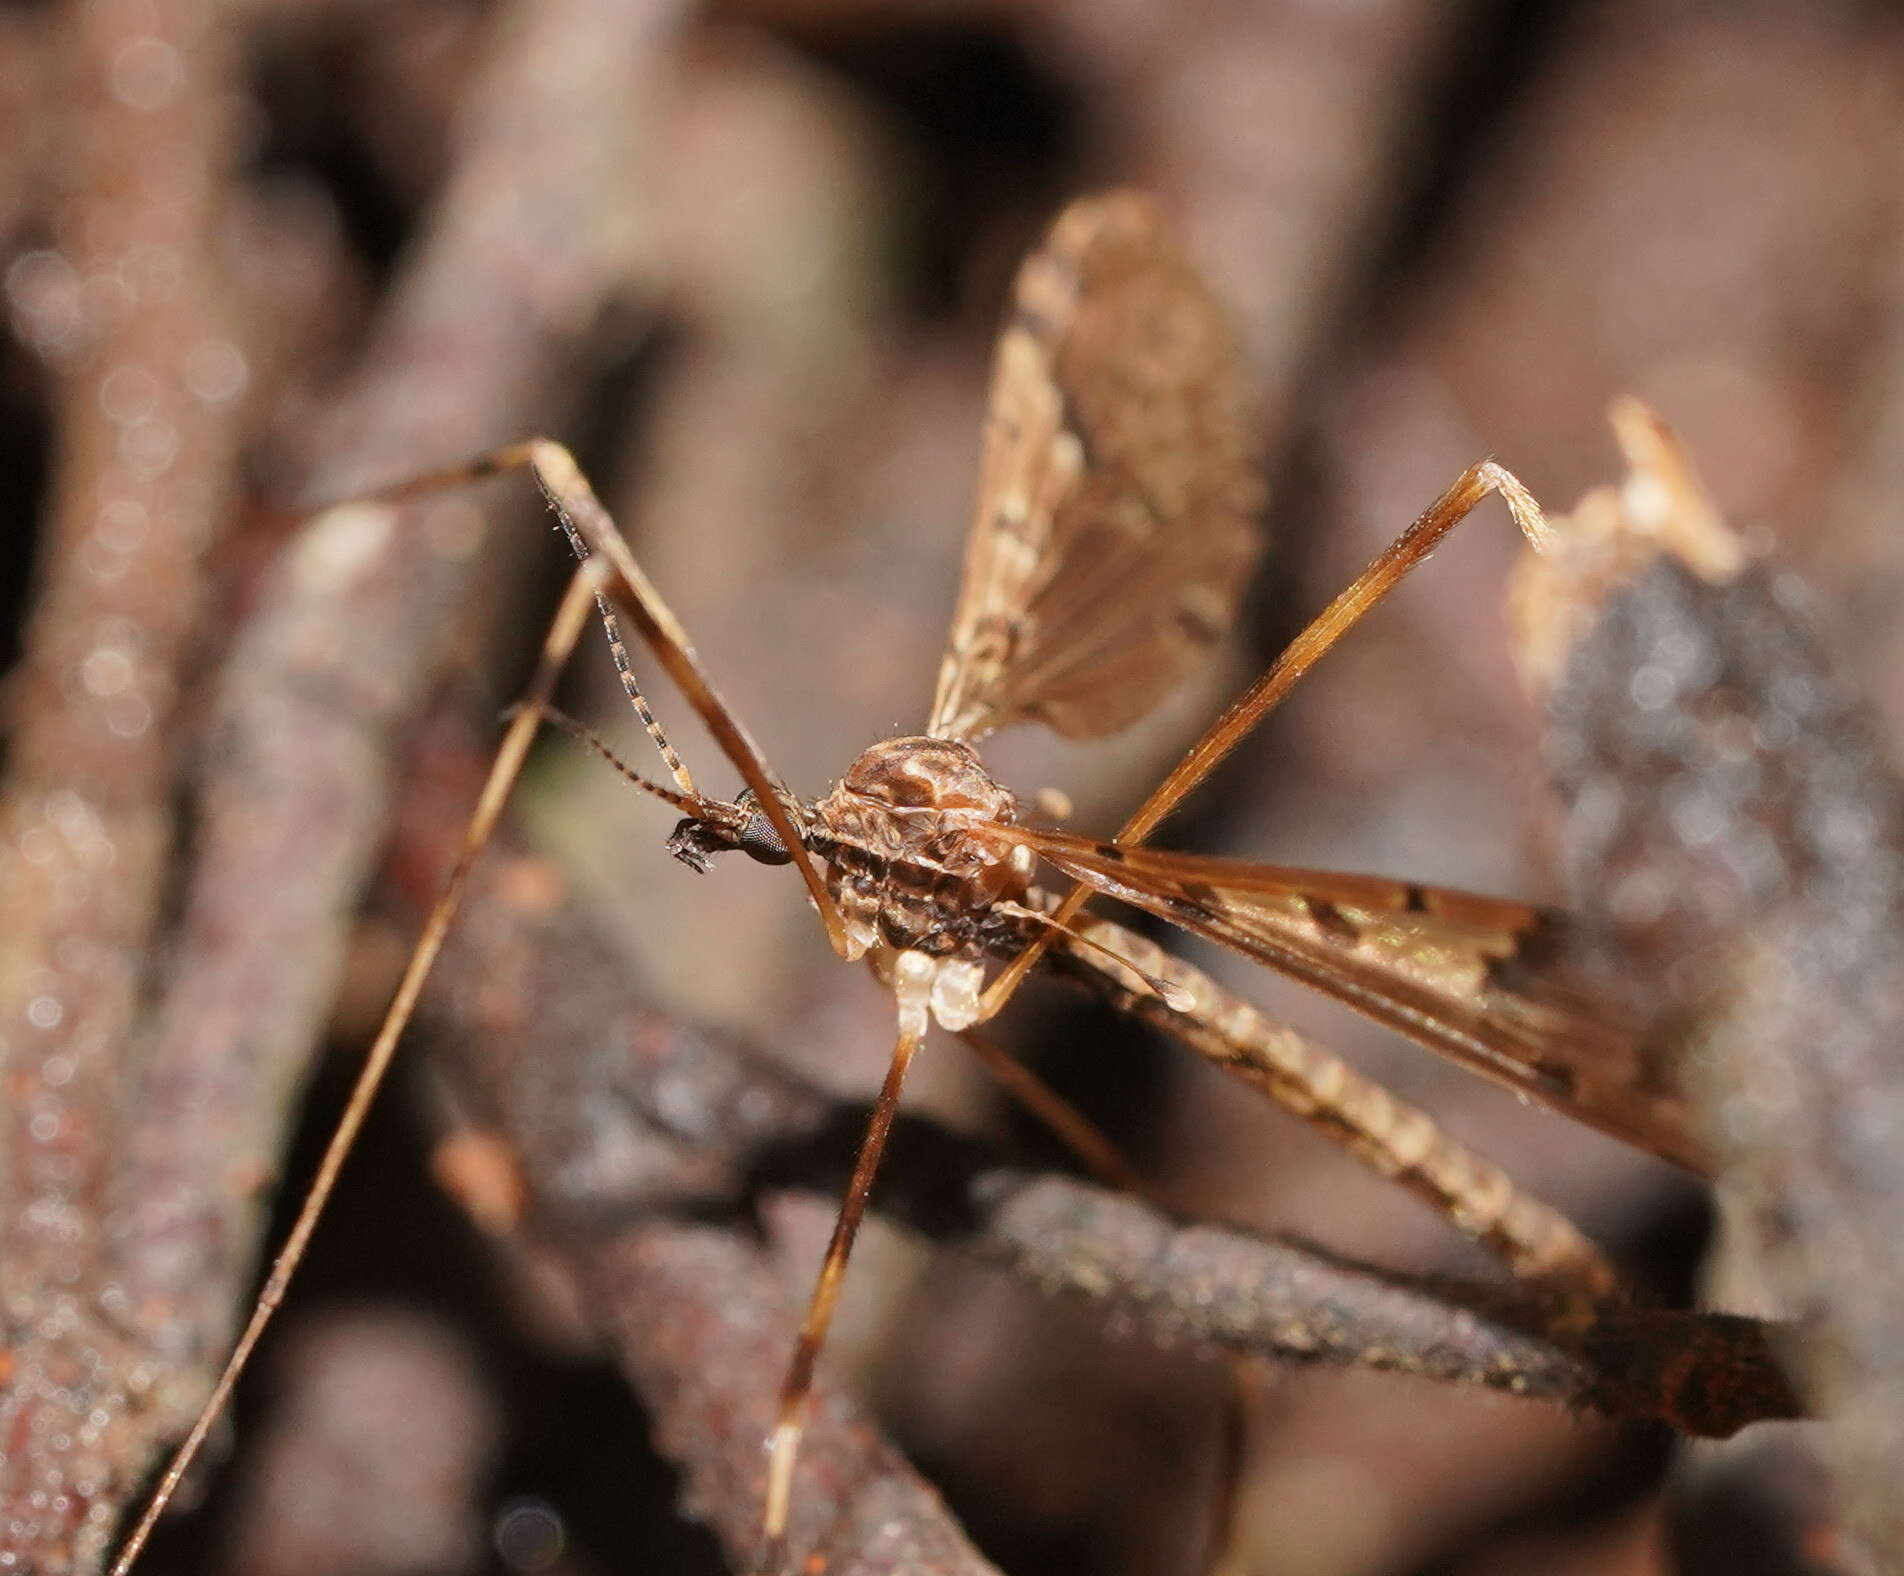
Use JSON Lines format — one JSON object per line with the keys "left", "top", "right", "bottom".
{"left": 1042, "top": 907, "right": 1615, "bottom": 1295}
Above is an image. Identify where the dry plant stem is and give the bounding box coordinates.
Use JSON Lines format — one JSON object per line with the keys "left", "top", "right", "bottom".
{"left": 982, "top": 1176, "right": 1798, "bottom": 1440}
{"left": 1540, "top": 555, "right": 1904, "bottom": 1562}
{"left": 950, "top": 1047, "right": 1280, "bottom": 1576}
{"left": 592, "top": 1223, "right": 1004, "bottom": 1576}
{"left": 981, "top": 462, "right": 1546, "bottom": 1016}
{"left": 213, "top": 1306, "right": 499, "bottom": 1575}
{"left": 106, "top": 569, "right": 601, "bottom": 1576}
{"left": 106, "top": 0, "right": 680, "bottom": 1520}
{"left": 0, "top": 0, "right": 241, "bottom": 1567}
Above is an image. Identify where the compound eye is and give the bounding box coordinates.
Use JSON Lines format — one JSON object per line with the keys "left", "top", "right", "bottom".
{"left": 736, "top": 810, "right": 793, "bottom": 865}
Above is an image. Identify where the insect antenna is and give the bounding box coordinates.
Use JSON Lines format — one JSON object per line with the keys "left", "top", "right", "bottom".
{"left": 309, "top": 438, "right": 852, "bottom": 953}
{"left": 547, "top": 523, "right": 700, "bottom": 800}
{"left": 116, "top": 436, "right": 837, "bottom": 1574}
{"left": 514, "top": 701, "right": 719, "bottom": 819}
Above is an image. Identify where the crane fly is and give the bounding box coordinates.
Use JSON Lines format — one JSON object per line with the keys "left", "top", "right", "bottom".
{"left": 112, "top": 191, "right": 1707, "bottom": 1576}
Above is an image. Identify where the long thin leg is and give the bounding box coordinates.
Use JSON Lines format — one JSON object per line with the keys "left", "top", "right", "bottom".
{"left": 760, "top": 976, "right": 1296, "bottom": 1575}
{"left": 109, "top": 564, "right": 604, "bottom": 1576}
{"left": 1203, "top": 1358, "right": 1273, "bottom": 1576}
{"left": 980, "top": 461, "right": 1548, "bottom": 1019}
{"left": 956, "top": 1026, "right": 1142, "bottom": 1193}
{"left": 757, "top": 952, "right": 934, "bottom": 1576}
{"left": 339, "top": 439, "right": 851, "bottom": 956}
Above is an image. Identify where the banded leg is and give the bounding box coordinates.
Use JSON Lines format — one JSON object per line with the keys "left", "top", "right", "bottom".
{"left": 981, "top": 461, "right": 1549, "bottom": 1019}
{"left": 110, "top": 565, "right": 604, "bottom": 1576}
{"left": 1058, "top": 914, "right": 1616, "bottom": 1297}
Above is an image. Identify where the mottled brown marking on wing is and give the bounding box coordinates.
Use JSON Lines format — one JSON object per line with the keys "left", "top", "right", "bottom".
{"left": 1303, "top": 898, "right": 1361, "bottom": 946}
{"left": 927, "top": 191, "right": 1266, "bottom": 742}
{"left": 991, "top": 825, "right": 1708, "bottom": 1173}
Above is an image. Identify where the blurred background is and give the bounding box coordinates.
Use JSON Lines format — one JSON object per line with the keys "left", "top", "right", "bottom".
{"left": 3, "top": 0, "right": 1900, "bottom": 1572}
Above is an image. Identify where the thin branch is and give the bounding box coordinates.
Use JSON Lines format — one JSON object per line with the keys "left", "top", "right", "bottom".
{"left": 0, "top": 3, "right": 686, "bottom": 1569}
{"left": 0, "top": 0, "right": 244, "bottom": 1567}
{"left": 974, "top": 1174, "right": 1798, "bottom": 1441}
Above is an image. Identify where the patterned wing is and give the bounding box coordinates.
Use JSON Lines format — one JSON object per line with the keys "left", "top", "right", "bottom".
{"left": 993, "top": 826, "right": 1708, "bottom": 1173}
{"left": 926, "top": 191, "right": 1266, "bottom": 743}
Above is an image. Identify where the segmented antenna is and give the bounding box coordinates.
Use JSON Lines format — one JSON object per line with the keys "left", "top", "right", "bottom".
{"left": 518, "top": 702, "right": 713, "bottom": 817}
{"left": 536, "top": 475, "right": 699, "bottom": 799}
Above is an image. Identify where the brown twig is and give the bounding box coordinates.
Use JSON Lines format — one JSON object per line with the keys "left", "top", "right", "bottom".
{"left": 0, "top": 1, "right": 244, "bottom": 1567}
{"left": 0, "top": 9, "right": 1883, "bottom": 1572}
{"left": 215, "top": 1308, "right": 501, "bottom": 1576}
{"left": 977, "top": 1174, "right": 1798, "bottom": 1441}
{"left": 0, "top": 3, "right": 683, "bottom": 1570}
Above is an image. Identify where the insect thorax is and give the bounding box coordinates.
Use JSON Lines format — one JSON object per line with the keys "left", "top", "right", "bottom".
{"left": 808, "top": 737, "right": 1034, "bottom": 995}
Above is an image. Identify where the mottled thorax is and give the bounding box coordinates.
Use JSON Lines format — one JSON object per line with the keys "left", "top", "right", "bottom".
{"left": 809, "top": 737, "right": 1033, "bottom": 1025}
